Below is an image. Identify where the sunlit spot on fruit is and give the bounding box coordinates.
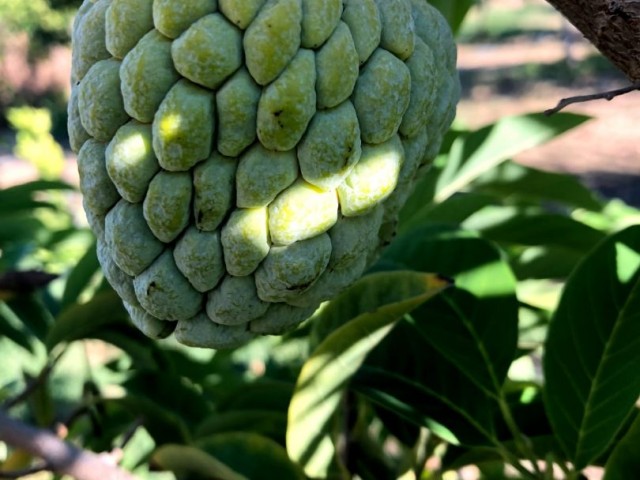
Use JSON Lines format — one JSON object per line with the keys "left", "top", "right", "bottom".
{"left": 158, "top": 113, "right": 183, "bottom": 141}
{"left": 117, "top": 130, "right": 152, "bottom": 165}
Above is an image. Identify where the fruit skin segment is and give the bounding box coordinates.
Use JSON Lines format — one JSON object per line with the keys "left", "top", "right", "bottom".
{"left": 70, "top": 0, "right": 460, "bottom": 348}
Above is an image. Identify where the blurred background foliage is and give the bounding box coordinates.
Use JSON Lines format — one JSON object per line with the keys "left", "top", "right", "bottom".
{"left": 1, "top": 1, "right": 639, "bottom": 479}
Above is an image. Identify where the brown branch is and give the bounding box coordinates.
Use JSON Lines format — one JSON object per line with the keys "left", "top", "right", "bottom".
{"left": 544, "top": 0, "right": 640, "bottom": 82}
{"left": 544, "top": 82, "right": 640, "bottom": 115}
{"left": 0, "top": 410, "right": 138, "bottom": 480}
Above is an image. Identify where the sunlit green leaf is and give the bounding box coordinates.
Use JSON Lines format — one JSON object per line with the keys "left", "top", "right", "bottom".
{"left": 435, "top": 113, "right": 590, "bottom": 202}
{"left": 60, "top": 239, "right": 99, "bottom": 309}
{"left": 544, "top": 225, "right": 640, "bottom": 468}
{"left": 287, "top": 271, "right": 450, "bottom": 478}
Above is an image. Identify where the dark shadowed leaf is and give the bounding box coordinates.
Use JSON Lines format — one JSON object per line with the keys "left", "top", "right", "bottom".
{"left": 196, "top": 410, "right": 287, "bottom": 445}
{"left": 604, "top": 412, "right": 640, "bottom": 480}
{"left": 152, "top": 444, "right": 247, "bottom": 480}
{"left": 354, "top": 364, "right": 497, "bottom": 446}
{"left": 544, "top": 225, "right": 640, "bottom": 468}
{"left": 383, "top": 225, "right": 519, "bottom": 394}
{"left": 430, "top": 0, "right": 477, "bottom": 34}
{"left": 198, "top": 433, "right": 306, "bottom": 480}
{"left": 46, "top": 290, "right": 128, "bottom": 349}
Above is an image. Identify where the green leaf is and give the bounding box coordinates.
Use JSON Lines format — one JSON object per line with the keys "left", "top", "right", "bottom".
{"left": 434, "top": 113, "right": 590, "bottom": 203}
{"left": 0, "top": 180, "right": 74, "bottom": 206}
{"left": 0, "top": 300, "right": 39, "bottom": 352}
{"left": 473, "top": 160, "right": 603, "bottom": 211}
{"left": 216, "top": 380, "right": 295, "bottom": 413}
{"left": 46, "top": 290, "right": 128, "bottom": 349}
{"left": 383, "top": 225, "right": 519, "bottom": 394}
{"left": 5, "top": 294, "right": 54, "bottom": 342}
{"left": 511, "top": 245, "right": 587, "bottom": 281}
{"left": 196, "top": 410, "right": 288, "bottom": 445}
{"left": 107, "top": 396, "right": 192, "bottom": 445}
{"left": 197, "top": 433, "right": 306, "bottom": 480}
{"left": 466, "top": 209, "right": 606, "bottom": 252}
{"left": 399, "top": 191, "right": 499, "bottom": 234}
{"left": 123, "top": 370, "right": 210, "bottom": 430}
{"left": 354, "top": 365, "right": 497, "bottom": 446}
{"left": 310, "top": 270, "right": 451, "bottom": 348}
{"left": 430, "top": 0, "right": 476, "bottom": 34}
{"left": 604, "top": 412, "right": 640, "bottom": 480}
{"left": 287, "top": 271, "right": 450, "bottom": 478}
{"left": 0, "top": 213, "right": 48, "bottom": 246}
{"left": 544, "top": 225, "right": 640, "bottom": 468}
{"left": 60, "top": 239, "right": 99, "bottom": 309}
{"left": 152, "top": 444, "right": 247, "bottom": 480}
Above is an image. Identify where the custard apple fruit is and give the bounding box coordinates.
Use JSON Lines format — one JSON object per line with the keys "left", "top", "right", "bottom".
{"left": 69, "top": 0, "right": 460, "bottom": 349}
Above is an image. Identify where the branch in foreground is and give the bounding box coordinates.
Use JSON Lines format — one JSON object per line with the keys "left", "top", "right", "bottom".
{"left": 0, "top": 410, "right": 138, "bottom": 480}
{"left": 545, "top": 83, "right": 640, "bottom": 116}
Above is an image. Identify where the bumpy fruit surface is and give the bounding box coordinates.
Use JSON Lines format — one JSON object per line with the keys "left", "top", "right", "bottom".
{"left": 69, "top": 0, "right": 460, "bottom": 349}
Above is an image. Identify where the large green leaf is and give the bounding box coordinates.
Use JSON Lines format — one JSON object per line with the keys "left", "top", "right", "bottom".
{"left": 198, "top": 433, "right": 306, "bottom": 480}
{"left": 399, "top": 191, "right": 499, "bottom": 234}
{"left": 473, "top": 160, "right": 603, "bottom": 212}
{"left": 196, "top": 410, "right": 287, "bottom": 445}
{"left": 287, "top": 271, "right": 450, "bottom": 478}
{"left": 60, "top": 239, "right": 100, "bottom": 309}
{"left": 152, "top": 444, "right": 247, "bottom": 480}
{"left": 465, "top": 209, "right": 606, "bottom": 252}
{"left": 4, "top": 294, "right": 54, "bottom": 342}
{"left": 0, "top": 180, "right": 74, "bottom": 215}
{"left": 0, "top": 300, "right": 39, "bottom": 352}
{"left": 604, "top": 412, "right": 640, "bottom": 479}
{"left": 544, "top": 226, "right": 640, "bottom": 468}
{"left": 354, "top": 363, "right": 497, "bottom": 446}
{"left": 382, "top": 225, "right": 519, "bottom": 395}
{"left": 46, "top": 290, "right": 128, "bottom": 349}
{"left": 433, "top": 113, "right": 590, "bottom": 203}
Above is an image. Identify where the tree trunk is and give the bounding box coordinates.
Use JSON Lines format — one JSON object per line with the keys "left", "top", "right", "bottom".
{"left": 545, "top": 0, "right": 640, "bottom": 82}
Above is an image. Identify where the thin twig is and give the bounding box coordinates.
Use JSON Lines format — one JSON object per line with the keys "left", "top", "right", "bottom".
{"left": 0, "top": 410, "right": 138, "bottom": 480}
{"left": 544, "top": 83, "right": 640, "bottom": 115}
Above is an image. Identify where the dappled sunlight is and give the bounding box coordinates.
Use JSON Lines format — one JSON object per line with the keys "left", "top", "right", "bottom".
{"left": 614, "top": 241, "right": 640, "bottom": 284}
{"left": 157, "top": 112, "right": 183, "bottom": 143}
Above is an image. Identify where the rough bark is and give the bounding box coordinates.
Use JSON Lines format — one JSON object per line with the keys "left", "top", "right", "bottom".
{"left": 545, "top": 0, "right": 640, "bottom": 82}
{"left": 0, "top": 410, "right": 138, "bottom": 480}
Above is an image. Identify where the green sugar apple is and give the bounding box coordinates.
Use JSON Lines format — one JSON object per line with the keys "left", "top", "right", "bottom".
{"left": 69, "top": 0, "right": 460, "bottom": 349}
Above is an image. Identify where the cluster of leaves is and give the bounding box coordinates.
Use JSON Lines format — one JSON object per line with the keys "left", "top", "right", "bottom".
{"left": 1, "top": 107, "right": 639, "bottom": 480}
{"left": 0, "top": 0, "right": 79, "bottom": 58}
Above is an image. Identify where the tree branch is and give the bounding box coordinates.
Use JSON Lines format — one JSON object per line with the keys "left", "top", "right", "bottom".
{"left": 544, "top": 82, "right": 640, "bottom": 115}
{"left": 0, "top": 410, "right": 138, "bottom": 480}
{"left": 544, "top": 0, "right": 640, "bottom": 82}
